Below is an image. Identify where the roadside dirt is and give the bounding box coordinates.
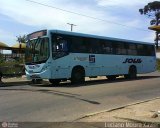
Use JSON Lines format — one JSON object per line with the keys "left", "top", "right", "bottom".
{"left": 79, "top": 98, "right": 160, "bottom": 124}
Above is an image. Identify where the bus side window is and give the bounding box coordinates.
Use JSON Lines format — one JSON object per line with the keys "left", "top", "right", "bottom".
{"left": 59, "top": 39, "right": 68, "bottom": 52}
{"left": 92, "top": 39, "right": 100, "bottom": 54}
{"left": 145, "top": 45, "right": 155, "bottom": 56}
{"left": 99, "top": 40, "right": 111, "bottom": 54}
{"left": 54, "top": 36, "right": 68, "bottom": 52}
{"left": 56, "top": 37, "right": 62, "bottom": 51}
{"left": 137, "top": 44, "right": 145, "bottom": 56}
{"left": 127, "top": 43, "right": 137, "bottom": 56}
{"left": 151, "top": 45, "right": 156, "bottom": 56}
{"left": 112, "top": 42, "right": 117, "bottom": 55}
{"left": 70, "top": 36, "right": 84, "bottom": 53}
{"left": 83, "top": 38, "right": 93, "bottom": 53}
{"left": 115, "top": 42, "right": 127, "bottom": 55}
{"left": 52, "top": 35, "right": 59, "bottom": 52}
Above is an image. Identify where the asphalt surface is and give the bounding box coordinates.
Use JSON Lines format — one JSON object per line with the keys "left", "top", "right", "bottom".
{"left": 0, "top": 72, "right": 160, "bottom": 122}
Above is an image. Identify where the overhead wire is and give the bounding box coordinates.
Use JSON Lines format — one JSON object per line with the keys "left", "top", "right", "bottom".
{"left": 25, "top": 0, "right": 149, "bottom": 32}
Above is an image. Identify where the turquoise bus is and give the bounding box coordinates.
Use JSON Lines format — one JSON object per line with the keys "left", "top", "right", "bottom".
{"left": 25, "top": 29, "right": 156, "bottom": 85}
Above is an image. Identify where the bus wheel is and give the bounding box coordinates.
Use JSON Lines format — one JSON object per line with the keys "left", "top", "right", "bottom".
{"left": 49, "top": 79, "right": 60, "bottom": 85}
{"left": 124, "top": 74, "right": 129, "bottom": 79}
{"left": 32, "top": 79, "right": 42, "bottom": 84}
{"left": 128, "top": 66, "right": 137, "bottom": 79}
{"left": 107, "top": 75, "right": 116, "bottom": 80}
{"left": 71, "top": 67, "right": 85, "bottom": 84}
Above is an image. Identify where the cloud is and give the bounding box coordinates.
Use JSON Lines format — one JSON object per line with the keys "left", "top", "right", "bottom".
{"left": 0, "top": 0, "right": 120, "bottom": 33}
{"left": 142, "top": 32, "right": 155, "bottom": 42}
{"left": 124, "top": 19, "right": 142, "bottom": 28}
{"left": 0, "top": 29, "right": 16, "bottom": 46}
{"left": 0, "top": 0, "right": 154, "bottom": 45}
{"left": 96, "top": 0, "right": 155, "bottom": 7}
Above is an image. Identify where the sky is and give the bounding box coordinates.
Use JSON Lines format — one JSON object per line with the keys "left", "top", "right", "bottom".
{"left": 0, "top": 0, "right": 157, "bottom": 47}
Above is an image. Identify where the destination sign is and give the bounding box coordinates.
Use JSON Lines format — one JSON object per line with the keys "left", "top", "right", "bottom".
{"left": 27, "top": 30, "right": 47, "bottom": 40}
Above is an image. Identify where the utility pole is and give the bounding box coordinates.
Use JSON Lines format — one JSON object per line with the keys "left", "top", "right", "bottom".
{"left": 67, "top": 23, "right": 77, "bottom": 32}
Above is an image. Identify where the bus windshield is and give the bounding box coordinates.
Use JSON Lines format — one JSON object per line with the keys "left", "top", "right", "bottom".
{"left": 25, "top": 37, "right": 49, "bottom": 64}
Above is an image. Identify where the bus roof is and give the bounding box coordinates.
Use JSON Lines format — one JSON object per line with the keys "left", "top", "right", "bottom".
{"left": 48, "top": 29, "right": 154, "bottom": 45}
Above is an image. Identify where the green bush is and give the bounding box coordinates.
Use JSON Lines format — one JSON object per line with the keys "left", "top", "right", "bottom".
{"left": 157, "top": 59, "right": 160, "bottom": 71}
{"left": 0, "top": 61, "right": 24, "bottom": 75}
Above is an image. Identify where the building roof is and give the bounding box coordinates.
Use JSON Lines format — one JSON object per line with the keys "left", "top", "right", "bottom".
{"left": 0, "top": 42, "right": 9, "bottom": 49}
{"left": 148, "top": 25, "right": 160, "bottom": 32}
{"left": 12, "top": 43, "right": 26, "bottom": 49}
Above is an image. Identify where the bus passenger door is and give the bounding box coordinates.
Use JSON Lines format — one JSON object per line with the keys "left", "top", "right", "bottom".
{"left": 54, "top": 57, "right": 70, "bottom": 79}
{"left": 51, "top": 34, "right": 70, "bottom": 79}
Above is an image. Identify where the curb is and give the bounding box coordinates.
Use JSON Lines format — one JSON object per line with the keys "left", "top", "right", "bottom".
{"left": 75, "top": 97, "right": 160, "bottom": 121}
{"left": 0, "top": 81, "right": 30, "bottom": 87}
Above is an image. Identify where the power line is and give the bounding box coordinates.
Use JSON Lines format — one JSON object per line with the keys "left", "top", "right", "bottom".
{"left": 25, "top": 0, "right": 149, "bottom": 32}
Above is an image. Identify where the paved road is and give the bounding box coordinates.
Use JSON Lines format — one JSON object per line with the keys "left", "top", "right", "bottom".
{"left": 0, "top": 72, "right": 160, "bottom": 122}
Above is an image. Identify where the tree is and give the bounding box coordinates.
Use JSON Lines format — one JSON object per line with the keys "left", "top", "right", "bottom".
{"left": 139, "top": 1, "right": 160, "bottom": 49}
{"left": 16, "top": 35, "right": 26, "bottom": 57}
{"left": 16, "top": 35, "right": 26, "bottom": 44}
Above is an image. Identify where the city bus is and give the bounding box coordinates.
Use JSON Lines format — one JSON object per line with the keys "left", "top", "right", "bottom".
{"left": 25, "top": 29, "right": 156, "bottom": 85}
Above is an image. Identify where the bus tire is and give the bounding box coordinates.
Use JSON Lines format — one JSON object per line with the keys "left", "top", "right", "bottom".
{"left": 128, "top": 66, "right": 137, "bottom": 79}
{"left": 49, "top": 79, "right": 60, "bottom": 85}
{"left": 124, "top": 74, "right": 129, "bottom": 79}
{"left": 107, "top": 75, "right": 116, "bottom": 80}
{"left": 71, "top": 67, "right": 85, "bottom": 84}
{"left": 32, "top": 79, "right": 42, "bottom": 84}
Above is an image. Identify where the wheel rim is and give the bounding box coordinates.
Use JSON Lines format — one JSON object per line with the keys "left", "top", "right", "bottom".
{"left": 130, "top": 67, "right": 137, "bottom": 79}
{"left": 75, "top": 72, "right": 83, "bottom": 81}
{"left": 72, "top": 68, "right": 84, "bottom": 83}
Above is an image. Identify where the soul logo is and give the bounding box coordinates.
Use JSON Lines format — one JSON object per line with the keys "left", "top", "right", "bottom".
{"left": 123, "top": 58, "right": 142, "bottom": 63}
{"left": 89, "top": 55, "right": 95, "bottom": 63}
